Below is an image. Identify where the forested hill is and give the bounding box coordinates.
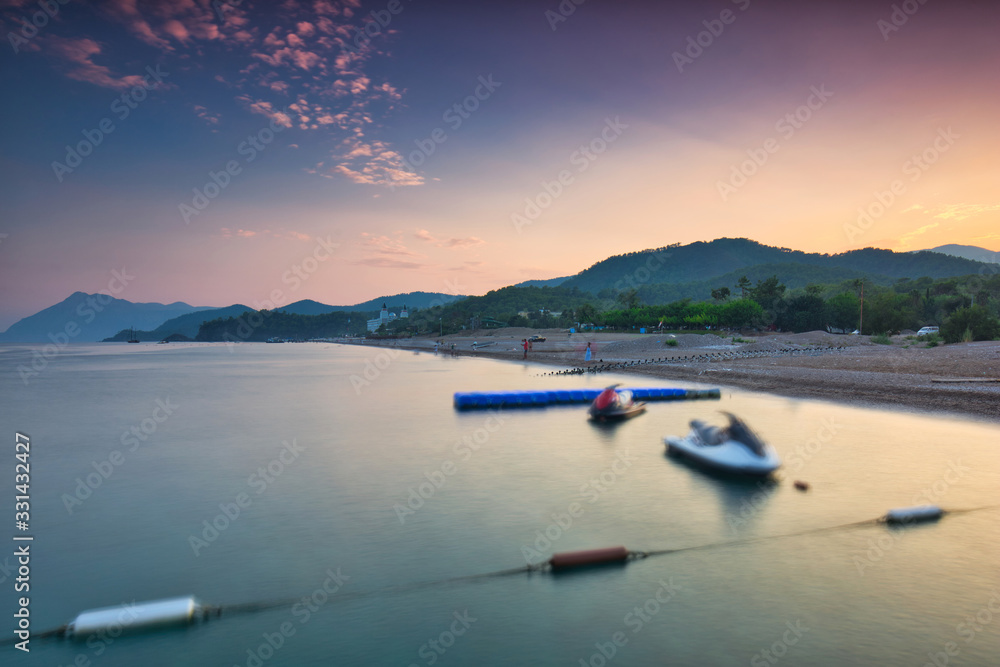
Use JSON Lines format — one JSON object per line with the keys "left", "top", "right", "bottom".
{"left": 561, "top": 238, "right": 988, "bottom": 294}
{"left": 636, "top": 263, "right": 894, "bottom": 305}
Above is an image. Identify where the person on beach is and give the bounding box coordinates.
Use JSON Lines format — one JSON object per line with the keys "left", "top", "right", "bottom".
{"left": 585, "top": 342, "right": 592, "bottom": 362}
{"left": 522, "top": 339, "right": 528, "bottom": 359}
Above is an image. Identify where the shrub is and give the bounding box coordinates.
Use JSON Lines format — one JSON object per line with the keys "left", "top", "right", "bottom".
{"left": 664, "top": 339, "right": 678, "bottom": 347}
{"left": 941, "top": 306, "right": 1000, "bottom": 343}
{"left": 871, "top": 332, "right": 892, "bottom": 345}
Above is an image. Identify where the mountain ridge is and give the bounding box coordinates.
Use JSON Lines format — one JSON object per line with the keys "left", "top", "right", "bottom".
{"left": 922, "top": 244, "right": 999, "bottom": 264}
{"left": 5, "top": 238, "right": 998, "bottom": 342}
{"left": 1, "top": 290, "right": 466, "bottom": 342}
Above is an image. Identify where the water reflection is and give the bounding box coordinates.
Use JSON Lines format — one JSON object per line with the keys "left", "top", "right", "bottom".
{"left": 664, "top": 450, "right": 780, "bottom": 534}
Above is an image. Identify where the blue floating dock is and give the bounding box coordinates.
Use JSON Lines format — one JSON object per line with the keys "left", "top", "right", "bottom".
{"left": 453, "top": 387, "right": 720, "bottom": 410}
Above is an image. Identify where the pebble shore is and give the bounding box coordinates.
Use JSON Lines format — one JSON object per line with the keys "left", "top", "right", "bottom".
{"left": 354, "top": 329, "right": 1000, "bottom": 423}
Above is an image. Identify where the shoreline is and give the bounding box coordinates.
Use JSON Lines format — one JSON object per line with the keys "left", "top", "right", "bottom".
{"left": 350, "top": 330, "right": 1000, "bottom": 424}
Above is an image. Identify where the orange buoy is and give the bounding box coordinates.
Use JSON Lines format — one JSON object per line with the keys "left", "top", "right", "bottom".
{"left": 793, "top": 480, "right": 810, "bottom": 491}
{"left": 549, "top": 546, "right": 629, "bottom": 570}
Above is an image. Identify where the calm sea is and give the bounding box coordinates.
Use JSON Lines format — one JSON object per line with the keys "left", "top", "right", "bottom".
{"left": 1, "top": 342, "right": 998, "bottom": 666}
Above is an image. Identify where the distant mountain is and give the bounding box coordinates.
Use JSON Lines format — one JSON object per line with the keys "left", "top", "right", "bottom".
{"left": 562, "top": 238, "right": 991, "bottom": 295}
{"left": 922, "top": 244, "right": 999, "bottom": 264}
{"left": 275, "top": 299, "right": 340, "bottom": 316}
{"left": 513, "top": 276, "right": 571, "bottom": 288}
{"left": 273, "top": 292, "right": 468, "bottom": 314}
{"left": 103, "top": 304, "right": 253, "bottom": 341}
{"left": 102, "top": 292, "right": 467, "bottom": 341}
{"left": 9, "top": 290, "right": 468, "bottom": 344}
{"left": 0, "top": 292, "right": 211, "bottom": 342}
{"left": 325, "top": 291, "right": 468, "bottom": 312}
{"left": 13, "top": 241, "right": 994, "bottom": 343}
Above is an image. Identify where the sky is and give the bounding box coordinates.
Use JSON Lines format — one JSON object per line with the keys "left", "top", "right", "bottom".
{"left": 1, "top": 0, "right": 999, "bottom": 331}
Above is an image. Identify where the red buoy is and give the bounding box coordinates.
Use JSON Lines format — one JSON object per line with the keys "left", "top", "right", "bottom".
{"left": 549, "top": 546, "right": 629, "bottom": 570}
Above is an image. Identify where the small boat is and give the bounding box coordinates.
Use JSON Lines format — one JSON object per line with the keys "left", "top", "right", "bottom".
{"left": 127, "top": 327, "right": 139, "bottom": 343}
{"left": 664, "top": 412, "right": 781, "bottom": 475}
{"left": 588, "top": 384, "right": 646, "bottom": 422}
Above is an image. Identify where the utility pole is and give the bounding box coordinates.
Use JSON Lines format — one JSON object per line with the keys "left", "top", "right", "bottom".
{"left": 859, "top": 281, "right": 864, "bottom": 334}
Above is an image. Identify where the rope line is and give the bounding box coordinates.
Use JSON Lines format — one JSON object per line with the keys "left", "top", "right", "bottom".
{"left": 10, "top": 504, "right": 997, "bottom": 646}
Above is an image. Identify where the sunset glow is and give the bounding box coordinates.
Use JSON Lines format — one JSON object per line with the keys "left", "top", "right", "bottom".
{"left": 2, "top": 0, "right": 998, "bottom": 329}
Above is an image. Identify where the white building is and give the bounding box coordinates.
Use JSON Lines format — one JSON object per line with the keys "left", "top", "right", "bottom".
{"left": 366, "top": 303, "right": 398, "bottom": 332}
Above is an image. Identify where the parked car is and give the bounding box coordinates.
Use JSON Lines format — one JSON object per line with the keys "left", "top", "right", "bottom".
{"left": 916, "top": 326, "right": 939, "bottom": 336}
{"left": 528, "top": 335, "right": 546, "bottom": 343}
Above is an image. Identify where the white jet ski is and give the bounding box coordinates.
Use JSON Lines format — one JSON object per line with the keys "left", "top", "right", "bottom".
{"left": 664, "top": 412, "right": 781, "bottom": 476}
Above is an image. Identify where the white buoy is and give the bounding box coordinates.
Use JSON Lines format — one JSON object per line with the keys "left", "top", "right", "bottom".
{"left": 884, "top": 505, "right": 944, "bottom": 524}
{"left": 67, "top": 596, "right": 202, "bottom": 639}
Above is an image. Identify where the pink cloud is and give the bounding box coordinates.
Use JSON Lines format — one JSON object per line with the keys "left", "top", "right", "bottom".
{"left": 263, "top": 30, "right": 285, "bottom": 48}
{"left": 237, "top": 96, "right": 293, "bottom": 127}
{"left": 193, "top": 104, "right": 221, "bottom": 125}
{"left": 327, "top": 138, "right": 423, "bottom": 187}
{"left": 313, "top": 0, "right": 340, "bottom": 16}
{"left": 355, "top": 257, "right": 424, "bottom": 270}
{"left": 374, "top": 82, "right": 402, "bottom": 101}
{"left": 344, "top": 143, "right": 372, "bottom": 158}
{"left": 349, "top": 76, "right": 370, "bottom": 94}
{"left": 333, "top": 52, "right": 357, "bottom": 74}
{"left": 162, "top": 19, "right": 189, "bottom": 42}
{"left": 253, "top": 47, "right": 323, "bottom": 71}
{"left": 334, "top": 164, "right": 423, "bottom": 187}
{"left": 63, "top": 0, "right": 417, "bottom": 190}
{"left": 217, "top": 227, "right": 311, "bottom": 241}
{"left": 291, "top": 49, "right": 322, "bottom": 70}
{"left": 414, "top": 230, "right": 486, "bottom": 249}
{"left": 444, "top": 237, "right": 485, "bottom": 248}
{"left": 361, "top": 233, "right": 419, "bottom": 256}
{"left": 185, "top": 18, "right": 220, "bottom": 41}
{"left": 315, "top": 17, "right": 336, "bottom": 34}
{"left": 46, "top": 37, "right": 148, "bottom": 90}
{"left": 218, "top": 228, "right": 258, "bottom": 239}
{"left": 101, "top": 0, "right": 171, "bottom": 50}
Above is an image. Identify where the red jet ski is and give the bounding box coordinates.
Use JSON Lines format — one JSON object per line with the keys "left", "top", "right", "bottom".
{"left": 588, "top": 384, "right": 647, "bottom": 422}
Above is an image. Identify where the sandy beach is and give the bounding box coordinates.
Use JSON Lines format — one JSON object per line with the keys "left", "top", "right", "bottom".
{"left": 359, "top": 329, "right": 1000, "bottom": 423}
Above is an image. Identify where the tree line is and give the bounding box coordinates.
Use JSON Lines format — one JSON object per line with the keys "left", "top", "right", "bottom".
{"left": 193, "top": 270, "right": 1000, "bottom": 344}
